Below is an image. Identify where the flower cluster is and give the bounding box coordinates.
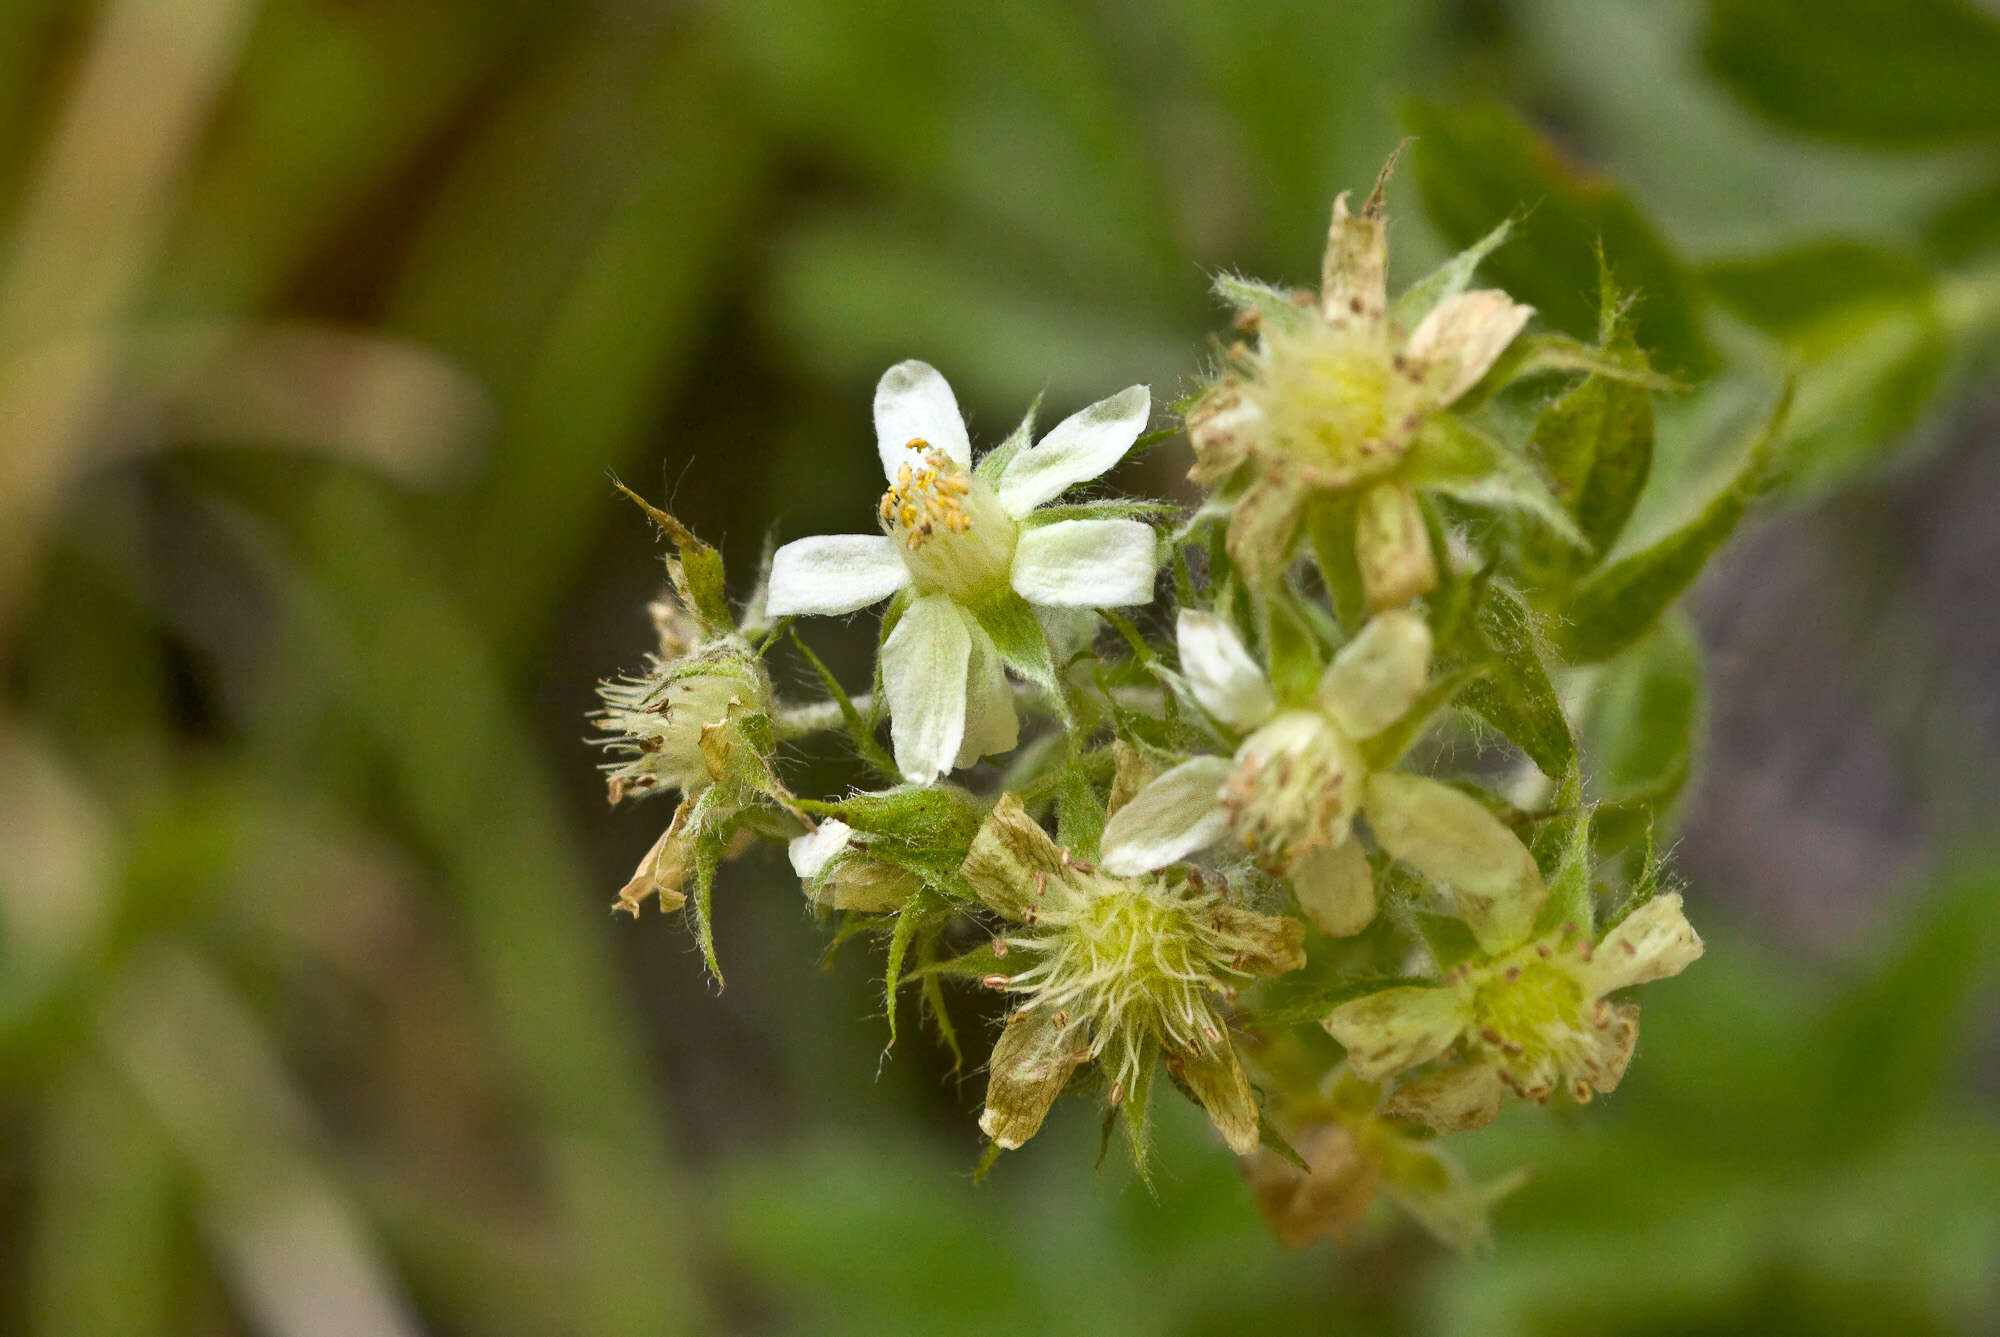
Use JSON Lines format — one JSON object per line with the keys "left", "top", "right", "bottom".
{"left": 594, "top": 154, "right": 1730, "bottom": 1249}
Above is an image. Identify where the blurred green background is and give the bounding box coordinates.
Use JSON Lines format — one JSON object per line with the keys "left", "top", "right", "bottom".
{"left": 2, "top": 1, "right": 1998, "bottom": 1333}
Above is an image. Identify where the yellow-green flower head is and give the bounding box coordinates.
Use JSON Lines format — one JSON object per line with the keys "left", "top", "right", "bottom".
{"left": 1188, "top": 180, "right": 1535, "bottom": 606}
{"left": 960, "top": 795, "right": 1304, "bottom": 1154}
{"left": 1323, "top": 894, "right": 1703, "bottom": 1131}
{"left": 594, "top": 637, "right": 770, "bottom": 805}
{"left": 1100, "top": 607, "right": 1542, "bottom": 945}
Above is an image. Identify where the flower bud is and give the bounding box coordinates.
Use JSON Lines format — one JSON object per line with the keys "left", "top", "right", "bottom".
{"left": 788, "top": 819, "right": 921, "bottom": 913}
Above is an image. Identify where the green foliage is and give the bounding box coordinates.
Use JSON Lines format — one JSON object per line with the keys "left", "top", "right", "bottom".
{"left": 1403, "top": 100, "right": 1716, "bottom": 378}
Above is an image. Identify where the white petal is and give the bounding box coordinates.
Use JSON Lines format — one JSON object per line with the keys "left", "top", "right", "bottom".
{"left": 1176, "top": 610, "right": 1274, "bottom": 731}
{"left": 1099, "top": 756, "right": 1234, "bottom": 874}
{"left": 1008, "top": 518, "right": 1157, "bottom": 608}
{"left": 788, "top": 820, "right": 855, "bottom": 879}
{"left": 956, "top": 624, "right": 1020, "bottom": 767}
{"left": 765, "top": 534, "right": 911, "bottom": 616}
{"left": 1290, "top": 839, "right": 1376, "bottom": 937}
{"left": 1318, "top": 608, "right": 1433, "bottom": 739}
{"left": 1363, "top": 771, "right": 1544, "bottom": 952}
{"left": 880, "top": 593, "right": 971, "bottom": 783}
{"left": 874, "top": 359, "right": 971, "bottom": 480}
{"left": 994, "top": 384, "right": 1150, "bottom": 517}
{"left": 1405, "top": 289, "right": 1533, "bottom": 407}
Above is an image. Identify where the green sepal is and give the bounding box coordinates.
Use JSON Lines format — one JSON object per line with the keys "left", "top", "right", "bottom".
{"left": 1416, "top": 913, "right": 1483, "bottom": 974}
{"left": 1391, "top": 216, "right": 1515, "bottom": 330}
{"left": 882, "top": 888, "right": 945, "bottom": 1051}
{"left": 1019, "top": 500, "right": 1179, "bottom": 528}
{"left": 1407, "top": 415, "right": 1584, "bottom": 549}
{"left": 1304, "top": 495, "right": 1367, "bottom": 633}
{"left": 828, "top": 784, "right": 986, "bottom": 885}
{"left": 965, "top": 587, "right": 1065, "bottom": 721}
{"left": 916, "top": 934, "right": 965, "bottom": 1071}
{"left": 683, "top": 785, "right": 735, "bottom": 986}
{"left": 1359, "top": 664, "right": 1483, "bottom": 771}
{"left": 973, "top": 397, "right": 1040, "bottom": 486}
{"left": 1529, "top": 766, "right": 1593, "bottom": 938}
{"left": 1255, "top": 1111, "right": 1312, "bottom": 1174}
{"left": 1553, "top": 381, "right": 1790, "bottom": 662}
{"left": 1213, "top": 272, "right": 1314, "bottom": 336}
{"left": 788, "top": 627, "right": 899, "bottom": 780}
{"left": 1055, "top": 746, "right": 1107, "bottom": 858}
{"left": 1456, "top": 585, "right": 1575, "bottom": 778}
{"left": 613, "top": 481, "right": 731, "bottom": 631}
{"left": 1261, "top": 587, "right": 1325, "bottom": 705}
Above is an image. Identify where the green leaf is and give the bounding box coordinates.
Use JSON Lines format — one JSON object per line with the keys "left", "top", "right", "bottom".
{"left": 1457, "top": 586, "right": 1574, "bottom": 779}
{"left": 1403, "top": 99, "right": 1715, "bottom": 378}
{"left": 1406, "top": 415, "right": 1584, "bottom": 548}
{"left": 1803, "top": 853, "right": 2000, "bottom": 1151}
{"left": 1553, "top": 383, "right": 1790, "bottom": 663}
{"left": 1705, "top": 240, "right": 1936, "bottom": 338}
{"left": 1391, "top": 216, "right": 1514, "bottom": 329}
{"left": 1704, "top": 0, "right": 2000, "bottom": 148}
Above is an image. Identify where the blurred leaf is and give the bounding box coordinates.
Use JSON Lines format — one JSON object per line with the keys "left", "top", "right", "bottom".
{"left": 1707, "top": 243, "right": 1952, "bottom": 498}
{"left": 288, "top": 476, "right": 706, "bottom": 1336}
{"left": 1552, "top": 384, "right": 1788, "bottom": 662}
{"left": 1802, "top": 851, "right": 2000, "bottom": 1153}
{"left": 1403, "top": 100, "right": 1715, "bottom": 378}
{"left": 1706, "top": 240, "right": 1936, "bottom": 337}
{"left": 1703, "top": 0, "right": 2000, "bottom": 148}
{"left": 30, "top": 1062, "right": 176, "bottom": 1337}
{"left": 1583, "top": 613, "right": 1703, "bottom": 852}
{"left": 1922, "top": 176, "right": 2000, "bottom": 263}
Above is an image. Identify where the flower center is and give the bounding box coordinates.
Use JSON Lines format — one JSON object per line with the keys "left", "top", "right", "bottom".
{"left": 1223, "top": 710, "right": 1366, "bottom": 869}
{"left": 1471, "top": 960, "right": 1585, "bottom": 1066}
{"left": 1254, "top": 323, "right": 1424, "bottom": 483}
{"left": 877, "top": 439, "right": 1018, "bottom": 600}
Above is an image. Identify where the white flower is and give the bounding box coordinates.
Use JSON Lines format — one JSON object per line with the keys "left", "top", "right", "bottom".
{"left": 765, "top": 361, "right": 1158, "bottom": 783}
{"left": 1100, "top": 607, "right": 1542, "bottom": 946}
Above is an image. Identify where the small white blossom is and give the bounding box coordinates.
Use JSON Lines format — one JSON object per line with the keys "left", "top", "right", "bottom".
{"left": 766, "top": 361, "right": 1158, "bottom": 783}
{"left": 1100, "top": 607, "right": 1541, "bottom": 945}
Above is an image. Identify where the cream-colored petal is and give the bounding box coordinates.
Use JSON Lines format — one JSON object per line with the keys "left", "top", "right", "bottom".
{"left": 994, "top": 384, "right": 1149, "bottom": 516}
{"left": 1206, "top": 904, "right": 1307, "bottom": 977}
{"left": 1176, "top": 610, "right": 1275, "bottom": 731}
{"left": 880, "top": 593, "right": 971, "bottom": 784}
{"left": 958, "top": 792, "right": 1067, "bottom": 920}
{"left": 1363, "top": 772, "right": 1544, "bottom": 953}
{"left": 1290, "top": 838, "right": 1376, "bottom": 937}
{"left": 1320, "top": 190, "right": 1388, "bottom": 328}
{"left": 765, "top": 534, "right": 912, "bottom": 616}
{"left": 1185, "top": 378, "right": 1263, "bottom": 486}
{"left": 1098, "top": 755, "right": 1234, "bottom": 875}
{"left": 1226, "top": 472, "right": 1307, "bottom": 590}
{"left": 1009, "top": 518, "right": 1157, "bottom": 608}
{"left": 980, "top": 1004, "right": 1083, "bottom": 1149}
{"left": 1354, "top": 482, "right": 1436, "bottom": 611}
{"left": 955, "top": 624, "right": 1020, "bottom": 767}
{"left": 1323, "top": 984, "right": 1469, "bottom": 1082}
{"left": 1405, "top": 289, "right": 1533, "bottom": 407}
{"left": 1586, "top": 893, "right": 1704, "bottom": 994}
{"left": 1318, "top": 608, "right": 1433, "bottom": 739}
{"left": 1382, "top": 1062, "right": 1505, "bottom": 1133}
{"left": 874, "top": 359, "right": 972, "bottom": 478}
